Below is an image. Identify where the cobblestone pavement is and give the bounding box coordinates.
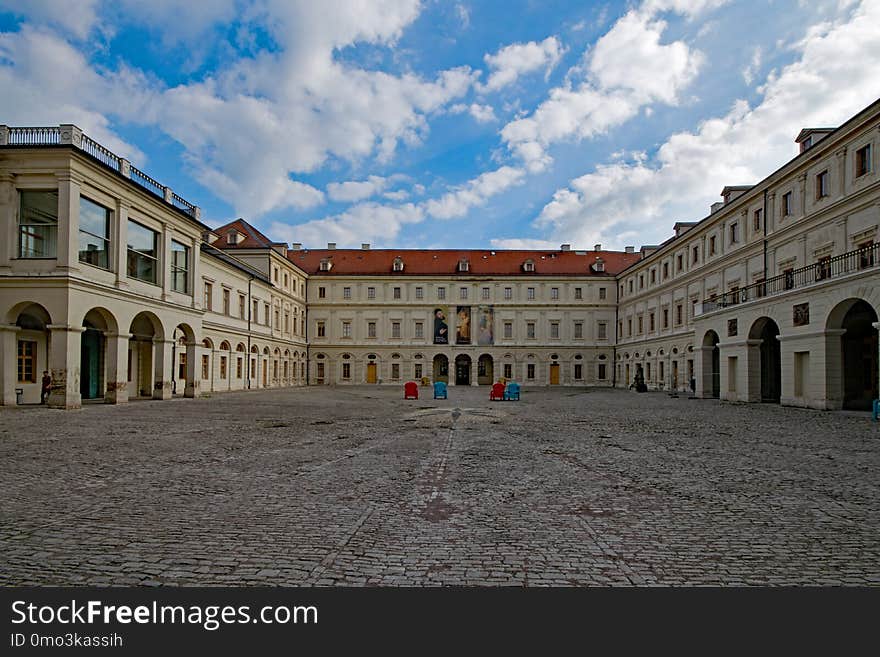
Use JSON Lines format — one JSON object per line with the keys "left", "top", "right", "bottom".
{"left": 1, "top": 386, "right": 878, "bottom": 586}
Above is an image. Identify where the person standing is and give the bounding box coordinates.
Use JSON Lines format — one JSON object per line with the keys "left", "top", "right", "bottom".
{"left": 41, "top": 371, "right": 51, "bottom": 404}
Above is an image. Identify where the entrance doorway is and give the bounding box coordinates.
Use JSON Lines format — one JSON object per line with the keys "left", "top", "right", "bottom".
{"left": 366, "top": 362, "right": 378, "bottom": 383}
{"left": 549, "top": 363, "right": 560, "bottom": 385}
{"left": 839, "top": 300, "right": 878, "bottom": 410}
{"left": 80, "top": 326, "right": 104, "bottom": 399}
{"left": 750, "top": 317, "right": 781, "bottom": 403}
{"left": 432, "top": 354, "right": 449, "bottom": 383}
{"left": 455, "top": 355, "right": 471, "bottom": 385}
{"left": 702, "top": 330, "right": 720, "bottom": 398}
{"left": 477, "top": 354, "right": 493, "bottom": 385}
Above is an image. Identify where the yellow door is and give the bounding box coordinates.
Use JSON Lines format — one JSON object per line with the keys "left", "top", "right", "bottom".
{"left": 550, "top": 363, "right": 560, "bottom": 385}
{"left": 366, "top": 362, "right": 377, "bottom": 383}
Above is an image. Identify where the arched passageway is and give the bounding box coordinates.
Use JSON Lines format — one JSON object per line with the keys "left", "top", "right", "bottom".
{"left": 477, "top": 354, "right": 493, "bottom": 385}
{"left": 828, "top": 299, "right": 879, "bottom": 410}
{"left": 700, "top": 330, "right": 720, "bottom": 398}
{"left": 432, "top": 354, "right": 448, "bottom": 383}
{"left": 750, "top": 318, "right": 781, "bottom": 403}
{"left": 454, "top": 354, "right": 471, "bottom": 386}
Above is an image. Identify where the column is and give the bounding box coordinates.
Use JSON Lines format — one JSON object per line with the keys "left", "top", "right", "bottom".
{"left": 190, "top": 235, "right": 201, "bottom": 310}
{"left": 0, "top": 325, "right": 20, "bottom": 405}
{"left": 46, "top": 324, "right": 85, "bottom": 409}
{"left": 0, "top": 172, "right": 15, "bottom": 270}
{"left": 104, "top": 332, "right": 131, "bottom": 404}
{"left": 115, "top": 200, "right": 130, "bottom": 288}
{"left": 55, "top": 172, "right": 82, "bottom": 271}
{"left": 160, "top": 222, "right": 172, "bottom": 301}
{"left": 184, "top": 341, "right": 200, "bottom": 398}
{"left": 152, "top": 338, "right": 173, "bottom": 400}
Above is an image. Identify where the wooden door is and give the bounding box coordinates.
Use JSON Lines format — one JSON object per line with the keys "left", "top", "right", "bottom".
{"left": 366, "top": 362, "right": 378, "bottom": 383}
{"left": 549, "top": 363, "right": 560, "bottom": 385}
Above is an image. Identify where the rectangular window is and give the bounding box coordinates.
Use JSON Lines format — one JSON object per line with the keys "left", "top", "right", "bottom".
{"left": 638, "top": 276, "right": 644, "bottom": 289}
{"left": 342, "top": 363, "right": 351, "bottom": 380}
{"left": 482, "top": 287, "right": 490, "bottom": 300}
{"left": 342, "top": 321, "right": 351, "bottom": 337}
{"left": 393, "top": 287, "right": 401, "bottom": 299}
{"left": 126, "top": 220, "right": 159, "bottom": 284}
{"left": 816, "top": 170, "right": 829, "bottom": 199}
{"left": 638, "top": 316, "right": 643, "bottom": 334}
{"left": 599, "top": 287, "right": 606, "bottom": 300}
{"left": 264, "top": 303, "right": 270, "bottom": 326}
{"left": 391, "top": 363, "right": 400, "bottom": 380}
{"left": 709, "top": 236, "right": 717, "bottom": 256}
{"left": 437, "top": 287, "right": 446, "bottom": 300}
{"left": 597, "top": 322, "right": 607, "bottom": 340}
{"left": 414, "top": 363, "right": 423, "bottom": 379}
{"left": 504, "top": 287, "right": 513, "bottom": 300}
{"left": 627, "top": 319, "right": 632, "bottom": 336}
{"left": 598, "top": 364, "right": 607, "bottom": 380}
{"left": 415, "top": 287, "right": 423, "bottom": 299}
{"left": 284, "top": 312, "right": 289, "bottom": 333}
{"left": 284, "top": 272, "right": 288, "bottom": 288}
{"left": 550, "top": 322, "right": 559, "bottom": 339}
{"left": 459, "top": 287, "right": 468, "bottom": 300}
{"left": 574, "top": 287, "right": 582, "bottom": 300}
{"left": 574, "top": 322, "right": 583, "bottom": 339}
{"left": 856, "top": 144, "right": 872, "bottom": 177}
{"left": 650, "top": 269, "right": 656, "bottom": 284}
{"left": 503, "top": 363, "right": 512, "bottom": 379}
{"left": 663, "top": 262, "right": 669, "bottom": 279}
{"left": 318, "top": 287, "right": 326, "bottom": 299}
{"left": 170, "top": 240, "right": 190, "bottom": 293}
{"left": 17, "top": 340, "right": 37, "bottom": 383}
{"left": 367, "top": 286, "right": 376, "bottom": 299}
{"left": 78, "top": 196, "right": 111, "bottom": 269}
{"left": 649, "top": 312, "right": 655, "bottom": 332}
{"left": 663, "top": 308, "right": 669, "bottom": 329}
{"left": 730, "top": 223, "right": 739, "bottom": 244}
{"left": 220, "top": 356, "right": 227, "bottom": 379}
{"left": 527, "top": 287, "right": 535, "bottom": 300}
{"left": 236, "top": 357, "right": 242, "bottom": 379}
{"left": 858, "top": 240, "right": 874, "bottom": 269}
{"left": 238, "top": 294, "right": 246, "bottom": 319}
{"left": 527, "top": 364, "right": 535, "bottom": 380}
{"left": 203, "top": 283, "right": 213, "bottom": 310}
{"left": 676, "top": 304, "right": 683, "bottom": 325}
{"left": 18, "top": 190, "right": 58, "bottom": 258}
{"left": 629, "top": 280, "right": 633, "bottom": 293}
{"left": 782, "top": 191, "right": 793, "bottom": 216}
{"left": 201, "top": 354, "right": 209, "bottom": 380}
{"left": 692, "top": 246, "right": 699, "bottom": 264}
{"left": 343, "top": 286, "right": 351, "bottom": 299}
{"left": 222, "top": 289, "right": 230, "bottom": 315}
{"left": 551, "top": 287, "right": 559, "bottom": 299}
{"left": 317, "top": 321, "right": 325, "bottom": 337}
{"left": 783, "top": 268, "right": 794, "bottom": 290}
{"left": 574, "top": 364, "right": 583, "bottom": 380}
{"left": 392, "top": 322, "right": 401, "bottom": 338}
{"left": 677, "top": 254, "right": 684, "bottom": 270}
{"left": 504, "top": 322, "right": 513, "bottom": 339}
{"left": 252, "top": 300, "right": 259, "bottom": 323}
{"left": 273, "top": 268, "right": 278, "bottom": 283}
{"left": 178, "top": 352, "right": 186, "bottom": 380}
{"left": 816, "top": 255, "right": 831, "bottom": 280}
{"left": 753, "top": 208, "right": 763, "bottom": 232}
{"left": 415, "top": 322, "right": 424, "bottom": 339}
{"left": 527, "top": 322, "right": 536, "bottom": 339}
{"left": 368, "top": 322, "right": 377, "bottom": 338}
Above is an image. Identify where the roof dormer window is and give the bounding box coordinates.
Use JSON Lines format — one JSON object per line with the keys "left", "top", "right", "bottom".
{"left": 392, "top": 257, "right": 404, "bottom": 272}
{"left": 592, "top": 258, "right": 605, "bottom": 273}
{"left": 226, "top": 230, "right": 240, "bottom": 245}
{"left": 523, "top": 259, "right": 535, "bottom": 272}
{"left": 458, "top": 259, "right": 469, "bottom": 272}
{"left": 319, "top": 258, "right": 332, "bottom": 272}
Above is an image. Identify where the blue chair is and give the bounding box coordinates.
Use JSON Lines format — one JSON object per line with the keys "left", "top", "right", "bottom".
{"left": 504, "top": 382, "right": 520, "bottom": 401}
{"left": 433, "top": 381, "right": 448, "bottom": 399}
{"left": 873, "top": 399, "right": 879, "bottom": 422}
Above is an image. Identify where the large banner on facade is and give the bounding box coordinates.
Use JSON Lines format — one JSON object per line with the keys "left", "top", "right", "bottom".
{"left": 433, "top": 307, "right": 449, "bottom": 344}
{"left": 455, "top": 306, "right": 471, "bottom": 345}
{"left": 476, "top": 305, "right": 494, "bottom": 346}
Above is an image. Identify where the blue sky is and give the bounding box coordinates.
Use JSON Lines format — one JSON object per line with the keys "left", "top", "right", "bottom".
{"left": 2, "top": 0, "right": 879, "bottom": 250}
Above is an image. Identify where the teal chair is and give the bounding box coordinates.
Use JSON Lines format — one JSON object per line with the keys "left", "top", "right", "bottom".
{"left": 433, "top": 381, "right": 448, "bottom": 399}
{"left": 504, "top": 382, "right": 520, "bottom": 401}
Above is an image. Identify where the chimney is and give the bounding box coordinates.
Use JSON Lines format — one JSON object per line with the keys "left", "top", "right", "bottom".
{"left": 327, "top": 242, "right": 336, "bottom": 250}
{"left": 710, "top": 202, "right": 724, "bottom": 214}
{"left": 594, "top": 244, "right": 602, "bottom": 251}
{"left": 290, "top": 243, "right": 301, "bottom": 250}
{"left": 625, "top": 246, "right": 635, "bottom": 254}
{"left": 362, "top": 243, "right": 370, "bottom": 250}
{"left": 560, "top": 244, "right": 571, "bottom": 252}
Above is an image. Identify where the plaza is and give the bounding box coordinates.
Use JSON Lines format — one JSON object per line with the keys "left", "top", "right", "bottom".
{"left": 1, "top": 386, "right": 877, "bottom": 586}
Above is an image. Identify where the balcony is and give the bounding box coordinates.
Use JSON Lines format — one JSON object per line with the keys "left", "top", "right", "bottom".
{"left": 701, "top": 242, "right": 878, "bottom": 314}
{"left": 0, "top": 124, "right": 200, "bottom": 220}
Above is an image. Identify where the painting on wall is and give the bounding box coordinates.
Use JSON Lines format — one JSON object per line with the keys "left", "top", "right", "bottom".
{"left": 433, "top": 307, "right": 449, "bottom": 344}
{"left": 476, "top": 306, "right": 494, "bottom": 346}
{"left": 455, "top": 306, "right": 471, "bottom": 344}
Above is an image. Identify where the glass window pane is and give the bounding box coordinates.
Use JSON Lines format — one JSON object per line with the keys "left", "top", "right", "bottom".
{"left": 127, "top": 220, "right": 157, "bottom": 257}
{"left": 19, "top": 191, "right": 59, "bottom": 258}
{"left": 79, "top": 197, "right": 110, "bottom": 238}
{"left": 78, "top": 231, "right": 109, "bottom": 268}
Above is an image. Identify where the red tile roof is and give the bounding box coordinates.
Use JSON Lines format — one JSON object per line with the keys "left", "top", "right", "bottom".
{"left": 213, "top": 219, "right": 285, "bottom": 249}
{"left": 288, "top": 248, "right": 639, "bottom": 276}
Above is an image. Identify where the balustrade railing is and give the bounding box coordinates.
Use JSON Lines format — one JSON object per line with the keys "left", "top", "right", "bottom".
{"left": 129, "top": 165, "right": 165, "bottom": 198}
{"left": 81, "top": 134, "right": 121, "bottom": 172}
{"left": 8, "top": 126, "right": 60, "bottom": 145}
{"left": 701, "top": 242, "right": 879, "bottom": 313}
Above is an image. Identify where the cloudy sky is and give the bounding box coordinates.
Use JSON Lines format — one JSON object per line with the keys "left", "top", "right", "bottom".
{"left": 2, "top": 0, "right": 879, "bottom": 250}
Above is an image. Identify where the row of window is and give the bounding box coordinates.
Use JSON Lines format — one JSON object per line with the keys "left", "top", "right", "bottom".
{"left": 620, "top": 144, "right": 874, "bottom": 300}
{"left": 203, "top": 283, "right": 304, "bottom": 335}
{"left": 316, "top": 320, "right": 609, "bottom": 340}
{"left": 18, "top": 191, "right": 191, "bottom": 292}
{"left": 620, "top": 303, "right": 692, "bottom": 339}
{"left": 327, "top": 362, "right": 608, "bottom": 381}
{"left": 318, "top": 285, "right": 608, "bottom": 301}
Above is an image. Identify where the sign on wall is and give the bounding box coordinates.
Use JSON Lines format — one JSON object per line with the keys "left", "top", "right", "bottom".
{"left": 433, "top": 307, "right": 449, "bottom": 344}
{"left": 455, "top": 306, "right": 471, "bottom": 344}
{"left": 476, "top": 306, "right": 494, "bottom": 346}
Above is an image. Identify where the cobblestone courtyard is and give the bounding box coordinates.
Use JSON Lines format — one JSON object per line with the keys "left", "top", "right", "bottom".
{"left": 1, "top": 386, "right": 878, "bottom": 586}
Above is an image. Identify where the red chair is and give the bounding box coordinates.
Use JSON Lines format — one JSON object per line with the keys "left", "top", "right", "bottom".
{"left": 404, "top": 381, "right": 419, "bottom": 399}
{"left": 489, "top": 382, "right": 505, "bottom": 401}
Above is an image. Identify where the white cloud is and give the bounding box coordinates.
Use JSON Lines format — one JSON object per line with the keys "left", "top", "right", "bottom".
{"left": 327, "top": 176, "right": 389, "bottom": 203}
{"left": 530, "top": 0, "right": 880, "bottom": 249}
{"left": 501, "top": 7, "right": 706, "bottom": 171}
{"left": 642, "top": 0, "right": 730, "bottom": 18}
{"left": 270, "top": 202, "right": 424, "bottom": 247}
{"left": 468, "top": 103, "right": 497, "bottom": 123}
{"left": 742, "top": 46, "right": 762, "bottom": 85}
{"left": 424, "top": 166, "right": 526, "bottom": 219}
{"left": 489, "top": 237, "right": 558, "bottom": 249}
{"left": 481, "top": 36, "right": 565, "bottom": 92}
{"left": 0, "top": 0, "right": 101, "bottom": 39}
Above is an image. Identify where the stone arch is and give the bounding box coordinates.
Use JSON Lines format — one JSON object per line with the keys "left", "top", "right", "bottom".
{"left": 477, "top": 353, "right": 494, "bottom": 385}
{"left": 5, "top": 303, "right": 52, "bottom": 405}
{"left": 749, "top": 316, "right": 781, "bottom": 403}
{"left": 432, "top": 353, "right": 449, "bottom": 383}
{"left": 80, "top": 308, "right": 120, "bottom": 402}
{"left": 826, "top": 298, "right": 878, "bottom": 410}
{"left": 700, "top": 330, "right": 720, "bottom": 398}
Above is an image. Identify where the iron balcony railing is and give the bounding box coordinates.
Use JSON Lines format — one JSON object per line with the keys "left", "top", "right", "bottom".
{"left": 701, "top": 242, "right": 879, "bottom": 313}
{"left": 1, "top": 124, "right": 199, "bottom": 220}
